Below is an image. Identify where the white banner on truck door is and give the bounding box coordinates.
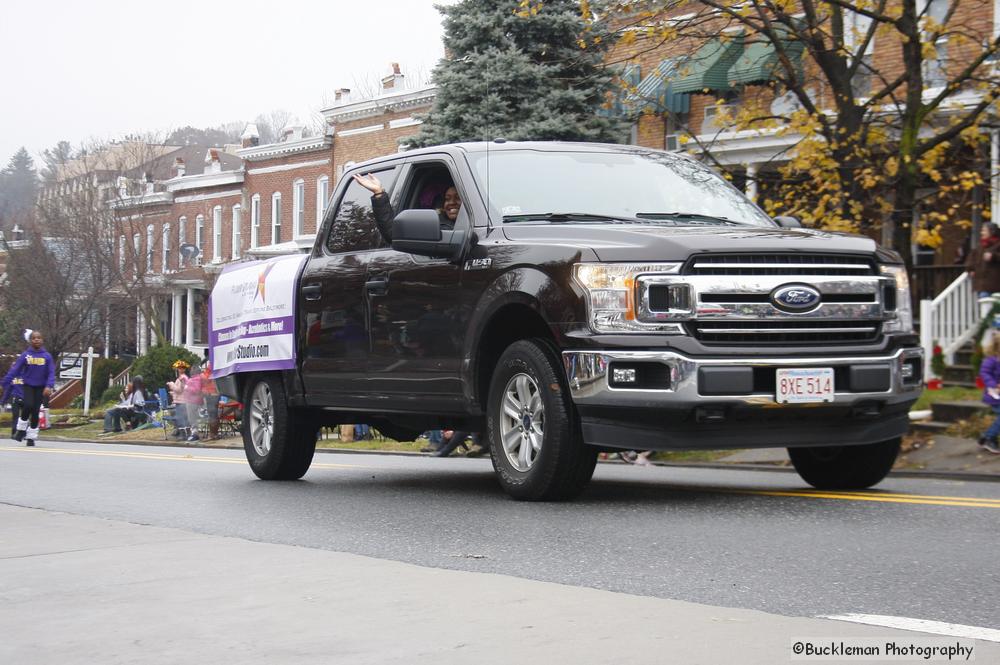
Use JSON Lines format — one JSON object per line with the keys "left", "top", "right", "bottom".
{"left": 209, "top": 254, "right": 308, "bottom": 379}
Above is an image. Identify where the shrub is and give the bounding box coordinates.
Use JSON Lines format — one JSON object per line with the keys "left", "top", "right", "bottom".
{"left": 90, "top": 358, "right": 129, "bottom": 404}
{"left": 100, "top": 385, "right": 123, "bottom": 404}
{"left": 130, "top": 344, "right": 201, "bottom": 397}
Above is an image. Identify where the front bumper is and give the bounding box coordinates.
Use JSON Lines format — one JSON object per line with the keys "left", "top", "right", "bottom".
{"left": 562, "top": 347, "right": 923, "bottom": 451}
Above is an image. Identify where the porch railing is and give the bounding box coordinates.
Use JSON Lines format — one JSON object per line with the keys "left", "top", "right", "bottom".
{"left": 919, "top": 272, "right": 980, "bottom": 376}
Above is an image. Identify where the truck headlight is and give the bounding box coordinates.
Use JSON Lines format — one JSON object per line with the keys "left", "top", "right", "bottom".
{"left": 573, "top": 263, "right": 685, "bottom": 333}
{"left": 880, "top": 265, "right": 913, "bottom": 333}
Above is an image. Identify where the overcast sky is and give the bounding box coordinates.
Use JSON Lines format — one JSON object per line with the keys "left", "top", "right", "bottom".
{"left": 0, "top": 0, "right": 449, "bottom": 167}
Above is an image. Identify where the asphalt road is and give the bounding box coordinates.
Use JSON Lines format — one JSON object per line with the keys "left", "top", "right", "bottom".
{"left": 1, "top": 440, "right": 998, "bottom": 630}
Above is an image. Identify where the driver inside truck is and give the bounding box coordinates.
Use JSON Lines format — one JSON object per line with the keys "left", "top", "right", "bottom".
{"left": 352, "top": 172, "right": 462, "bottom": 241}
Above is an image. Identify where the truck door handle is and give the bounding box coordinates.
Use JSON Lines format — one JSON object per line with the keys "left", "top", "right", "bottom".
{"left": 365, "top": 276, "right": 389, "bottom": 296}
{"left": 302, "top": 284, "right": 322, "bottom": 301}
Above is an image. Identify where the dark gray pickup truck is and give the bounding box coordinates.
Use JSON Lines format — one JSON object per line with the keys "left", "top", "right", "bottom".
{"left": 213, "top": 141, "right": 923, "bottom": 501}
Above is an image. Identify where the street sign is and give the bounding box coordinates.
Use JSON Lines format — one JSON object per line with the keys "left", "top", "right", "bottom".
{"left": 59, "top": 354, "right": 84, "bottom": 380}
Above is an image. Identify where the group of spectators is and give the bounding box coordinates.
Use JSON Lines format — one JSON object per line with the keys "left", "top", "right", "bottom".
{"left": 100, "top": 358, "right": 221, "bottom": 440}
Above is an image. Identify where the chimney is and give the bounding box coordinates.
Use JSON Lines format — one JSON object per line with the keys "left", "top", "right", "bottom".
{"left": 334, "top": 88, "right": 352, "bottom": 104}
{"left": 281, "top": 125, "right": 305, "bottom": 142}
{"left": 205, "top": 149, "right": 222, "bottom": 174}
{"left": 381, "top": 62, "right": 404, "bottom": 91}
{"left": 241, "top": 123, "right": 260, "bottom": 148}
{"left": 174, "top": 157, "right": 186, "bottom": 178}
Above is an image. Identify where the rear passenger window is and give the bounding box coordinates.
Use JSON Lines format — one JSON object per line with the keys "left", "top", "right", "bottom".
{"left": 326, "top": 167, "right": 398, "bottom": 254}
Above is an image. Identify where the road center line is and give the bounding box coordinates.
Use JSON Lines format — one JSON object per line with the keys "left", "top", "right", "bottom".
{"left": 3, "top": 446, "right": 998, "bottom": 507}
{"left": 820, "top": 614, "right": 1000, "bottom": 643}
{"left": 0, "top": 445, "right": 364, "bottom": 469}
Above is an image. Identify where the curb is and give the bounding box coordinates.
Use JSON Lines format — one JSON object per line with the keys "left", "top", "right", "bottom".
{"left": 36, "top": 435, "right": 1000, "bottom": 482}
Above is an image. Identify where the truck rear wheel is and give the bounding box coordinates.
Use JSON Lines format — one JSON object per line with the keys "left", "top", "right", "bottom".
{"left": 486, "top": 339, "right": 598, "bottom": 501}
{"left": 243, "top": 375, "right": 318, "bottom": 480}
{"left": 787, "top": 437, "right": 900, "bottom": 490}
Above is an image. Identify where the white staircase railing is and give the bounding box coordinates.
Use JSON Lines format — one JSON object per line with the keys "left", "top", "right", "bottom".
{"left": 919, "top": 272, "right": 980, "bottom": 376}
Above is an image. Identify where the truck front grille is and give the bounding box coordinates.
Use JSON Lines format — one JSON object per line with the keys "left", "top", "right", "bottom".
{"left": 689, "top": 320, "right": 881, "bottom": 345}
{"left": 686, "top": 254, "right": 876, "bottom": 277}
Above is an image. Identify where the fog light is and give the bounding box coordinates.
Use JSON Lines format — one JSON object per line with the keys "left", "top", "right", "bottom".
{"left": 901, "top": 363, "right": 914, "bottom": 379}
{"left": 612, "top": 368, "right": 637, "bottom": 384}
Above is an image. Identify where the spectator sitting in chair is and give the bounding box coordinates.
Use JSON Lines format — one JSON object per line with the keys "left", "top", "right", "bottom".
{"left": 103, "top": 375, "right": 146, "bottom": 433}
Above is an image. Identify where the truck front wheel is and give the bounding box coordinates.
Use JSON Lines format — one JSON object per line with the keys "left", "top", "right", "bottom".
{"left": 243, "top": 375, "right": 318, "bottom": 480}
{"left": 486, "top": 339, "right": 598, "bottom": 501}
{"left": 787, "top": 437, "right": 900, "bottom": 490}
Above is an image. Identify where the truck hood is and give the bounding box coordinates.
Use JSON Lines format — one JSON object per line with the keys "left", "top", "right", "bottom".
{"left": 501, "top": 223, "right": 879, "bottom": 262}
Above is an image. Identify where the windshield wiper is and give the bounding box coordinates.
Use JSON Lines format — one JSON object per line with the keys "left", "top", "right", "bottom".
{"left": 502, "top": 212, "right": 644, "bottom": 223}
{"left": 636, "top": 212, "right": 739, "bottom": 226}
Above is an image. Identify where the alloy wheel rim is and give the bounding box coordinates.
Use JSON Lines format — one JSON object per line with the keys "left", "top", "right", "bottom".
{"left": 250, "top": 383, "right": 274, "bottom": 457}
{"left": 499, "top": 372, "right": 544, "bottom": 472}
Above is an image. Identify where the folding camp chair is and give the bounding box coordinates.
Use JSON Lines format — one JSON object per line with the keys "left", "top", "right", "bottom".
{"left": 157, "top": 387, "right": 183, "bottom": 439}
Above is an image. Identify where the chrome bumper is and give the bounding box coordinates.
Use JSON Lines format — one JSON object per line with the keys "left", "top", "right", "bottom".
{"left": 563, "top": 347, "right": 924, "bottom": 409}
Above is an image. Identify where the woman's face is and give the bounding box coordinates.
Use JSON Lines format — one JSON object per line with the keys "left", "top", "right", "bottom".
{"left": 982, "top": 226, "right": 992, "bottom": 240}
{"left": 442, "top": 187, "right": 462, "bottom": 222}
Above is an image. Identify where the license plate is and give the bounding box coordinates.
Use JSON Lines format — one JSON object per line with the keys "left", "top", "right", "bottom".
{"left": 776, "top": 368, "right": 834, "bottom": 404}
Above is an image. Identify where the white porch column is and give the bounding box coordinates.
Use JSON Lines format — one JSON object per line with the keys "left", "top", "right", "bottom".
{"left": 103, "top": 307, "right": 110, "bottom": 358}
{"left": 171, "top": 292, "right": 183, "bottom": 345}
{"left": 185, "top": 288, "right": 195, "bottom": 348}
{"left": 148, "top": 298, "right": 158, "bottom": 347}
{"left": 137, "top": 307, "right": 147, "bottom": 355}
{"left": 745, "top": 163, "right": 759, "bottom": 202}
{"left": 991, "top": 130, "right": 999, "bottom": 226}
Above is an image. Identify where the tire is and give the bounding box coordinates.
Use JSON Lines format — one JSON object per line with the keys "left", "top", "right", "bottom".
{"left": 242, "top": 375, "right": 318, "bottom": 480}
{"left": 787, "top": 437, "right": 900, "bottom": 490}
{"left": 486, "top": 339, "right": 598, "bottom": 501}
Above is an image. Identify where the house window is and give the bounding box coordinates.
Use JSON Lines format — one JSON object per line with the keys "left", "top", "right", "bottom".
{"left": 251, "top": 194, "right": 260, "bottom": 249}
{"left": 212, "top": 205, "right": 223, "bottom": 262}
{"left": 664, "top": 113, "right": 687, "bottom": 152}
{"left": 293, "top": 179, "right": 305, "bottom": 236}
{"left": 119, "top": 234, "right": 126, "bottom": 270}
{"left": 146, "top": 225, "right": 154, "bottom": 272}
{"left": 317, "top": 176, "right": 329, "bottom": 223}
{"left": 232, "top": 205, "right": 241, "bottom": 260}
{"left": 195, "top": 214, "right": 204, "bottom": 266}
{"left": 132, "top": 233, "right": 141, "bottom": 271}
{"left": 162, "top": 223, "right": 171, "bottom": 272}
{"left": 178, "top": 216, "right": 187, "bottom": 268}
{"left": 271, "top": 192, "right": 282, "bottom": 245}
{"left": 843, "top": 9, "right": 875, "bottom": 96}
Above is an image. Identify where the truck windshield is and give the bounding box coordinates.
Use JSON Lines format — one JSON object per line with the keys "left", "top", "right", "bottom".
{"left": 468, "top": 149, "right": 775, "bottom": 228}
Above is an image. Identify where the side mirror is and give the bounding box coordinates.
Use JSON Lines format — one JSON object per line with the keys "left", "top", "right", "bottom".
{"left": 774, "top": 215, "right": 802, "bottom": 229}
{"left": 391, "top": 209, "right": 465, "bottom": 260}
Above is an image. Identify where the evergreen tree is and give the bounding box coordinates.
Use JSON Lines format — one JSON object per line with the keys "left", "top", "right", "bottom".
{"left": 40, "top": 140, "right": 72, "bottom": 183}
{"left": 0, "top": 147, "right": 38, "bottom": 223}
{"left": 411, "top": 0, "right": 624, "bottom": 147}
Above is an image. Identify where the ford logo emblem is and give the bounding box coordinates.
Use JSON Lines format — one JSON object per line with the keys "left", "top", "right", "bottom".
{"left": 771, "top": 284, "right": 821, "bottom": 312}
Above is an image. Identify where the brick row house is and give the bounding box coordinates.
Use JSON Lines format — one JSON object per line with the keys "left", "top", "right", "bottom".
{"left": 106, "top": 66, "right": 435, "bottom": 360}
{"left": 606, "top": 0, "right": 1000, "bottom": 264}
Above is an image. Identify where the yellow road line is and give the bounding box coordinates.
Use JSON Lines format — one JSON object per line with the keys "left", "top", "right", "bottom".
{"left": 0, "top": 445, "right": 364, "bottom": 469}
{"left": 3, "top": 445, "right": 999, "bottom": 508}
{"left": 724, "top": 488, "right": 1000, "bottom": 509}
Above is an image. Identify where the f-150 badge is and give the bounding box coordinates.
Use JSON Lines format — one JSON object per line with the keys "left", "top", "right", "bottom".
{"left": 464, "top": 258, "right": 493, "bottom": 271}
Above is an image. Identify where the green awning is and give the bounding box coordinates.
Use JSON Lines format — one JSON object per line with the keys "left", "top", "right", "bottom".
{"left": 624, "top": 58, "right": 690, "bottom": 116}
{"left": 671, "top": 35, "right": 745, "bottom": 94}
{"left": 599, "top": 63, "right": 642, "bottom": 118}
{"left": 728, "top": 36, "right": 804, "bottom": 86}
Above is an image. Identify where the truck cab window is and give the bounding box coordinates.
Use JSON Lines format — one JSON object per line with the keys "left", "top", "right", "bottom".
{"left": 326, "top": 168, "right": 397, "bottom": 254}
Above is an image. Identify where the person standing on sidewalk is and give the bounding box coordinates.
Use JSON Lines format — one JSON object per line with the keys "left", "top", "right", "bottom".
{"left": 976, "top": 335, "right": 1000, "bottom": 454}
{"left": 2, "top": 330, "right": 55, "bottom": 447}
{"left": 966, "top": 223, "right": 1000, "bottom": 297}
{"left": 1, "top": 376, "right": 25, "bottom": 439}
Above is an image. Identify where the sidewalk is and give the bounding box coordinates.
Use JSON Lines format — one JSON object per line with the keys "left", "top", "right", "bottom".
{"left": 3, "top": 504, "right": 997, "bottom": 665}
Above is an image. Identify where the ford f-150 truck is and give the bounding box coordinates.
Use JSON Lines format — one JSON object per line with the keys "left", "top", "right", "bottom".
{"left": 210, "top": 141, "right": 923, "bottom": 501}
